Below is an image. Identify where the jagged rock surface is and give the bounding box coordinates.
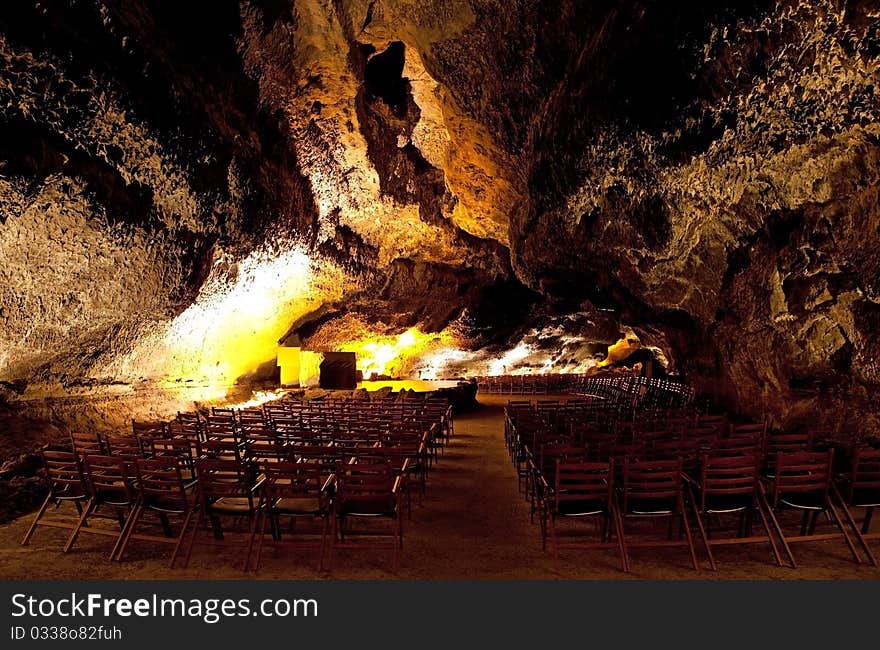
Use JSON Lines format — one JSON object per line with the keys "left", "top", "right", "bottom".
{"left": 1, "top": 0, "right": 878, "bottom": 438}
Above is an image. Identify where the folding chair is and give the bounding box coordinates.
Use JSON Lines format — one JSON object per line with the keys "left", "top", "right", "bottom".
{"left": 66, "top": 454, "right": 139, "bottom": 558}
{"left": 182, "top": 459, "right": 262, "bottom": 571}
{"left": 764, "top": 450, "right": 868, "bottom": 567}
{"left": 690, "top": 453, "right": 783, "bottom": 569}
{"left": 250, "top": 462, "right": 333, "bottom": 571}
{"left": 842, "top": 447, "right": 880, "bottom": 538}
{"left": 617, "top": 458, "right": 702, "bottom": 570}
{"left": 544, "top": 460, "right": 626, "bottom": 571}
{"left": 328, "top": 461, "right": 403, "bottom": 573}
{"left": 115, "top": 456, "right": 198, "bottom": 566}
{"left": 21, "top": 449, "right": 90, "bottom": 546}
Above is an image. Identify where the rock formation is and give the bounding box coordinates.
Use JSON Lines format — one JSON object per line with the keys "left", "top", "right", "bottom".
{"left": 1, "top": 0, "right": 878, "bottom": 439}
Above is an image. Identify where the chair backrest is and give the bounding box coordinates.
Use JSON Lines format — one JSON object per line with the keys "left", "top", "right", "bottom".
{"left": 646, "top": 438, "right": 700, "bottom": 462}
{"left": 773, "top": 450, "right": 833, "bottom": 503}
{"left": 147, "top": 437, "right": 195, "bottom": 475}
{"left": 70, "top": 432, "right": 105, "bottom": 457}
{"left": 764, "top": 431, "right": 814, "bottom": 474}
{"left": 699, "top": 453, "right": 760, "bottom": 510}
{"left": 196, "top": 438, "right": 244, "bottom": 463}
{"left": 622, "top": 458, "right": 683, "bottom": 511}
{"left": 849, "top": 447, "right": 880, "bottom": 505}
{"left": 729, "top": 421, "right": 767, "bottom": 439}
{"left": 194, "top": 459, "right": 255, "bottom": 506}
{"left": 132, "top": 420, "right": 165, "bottom": 438}
{"left": 134, "top": 456, "right": 190, "bottom": 510}
{"left": 42, "top": 449, "right": 87, "bottom": 493}
{"left": 539, "top": 444, "right": 588, "bottom": 480}
{"left": 241, "top": 428, "right": 287, "bottom": 463}
{"left": 710, "top": 434, "right": 762, "bottom": 457}
{"left": 695, "top": 413, "right": 728, "bottom": 433}
{"left": 80, "top": 454, "right": 136, "bottom": 502}
{"left": 177, "top": 410, "right": 201, "bottom": 424}
{"left": 202, "top": 421, "right": 238, "bottom": 442}
{"left": 166, "top": 421, "right": 203, "bottom": 443}
{"left": 335, "top": 462, "right": 395, "bottom": 499}
{"left": 104, "top": 436, "right": 147, "bottom": 463}
{"left": 261, "top": 461, "right": 328, "bottom": 501}
{"left": 554, "top": 460, "right": 613, "bottom": 511}
{"left": 682, "top": 425, "right": 719, "bottom": 447}
{"left": 353, "top": 447, "right": 411, "bottom": 474}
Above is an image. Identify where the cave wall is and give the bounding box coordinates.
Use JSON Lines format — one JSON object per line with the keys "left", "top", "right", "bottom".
{"left": 1, "top": 0, "right": 879, "bottom": 438}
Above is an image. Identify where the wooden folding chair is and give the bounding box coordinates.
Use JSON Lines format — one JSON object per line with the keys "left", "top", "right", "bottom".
{"left": 763, "top": 450, "right": 868, "bottom": 567}
{"left": 182, "top": 459, "right": 262, "bottom": 571}
{"left": 66, "top": 454, "right": 139, "bottom": 558}
{"left": 21, "top": 449, "right": 90, "bottom": 546}
{"left": 250, "top": 462, "right": 333, "bottom": 571}
{"left": 328, "top": 461, "right": 403, "bottom": 573}
{"left": 115, "top": 456, "right": 198, "bottom": 566}
{"left": 690, "top": 453, "right": 783, "bottom": 569}
{"left": 617, "top": 458, "right": 702, "bottom": 570}
{"left": 842, "top": 447, "right": 880, "bottom": 538}
{"left": 544, "top": 460, "right": 626, "bottom": 571}
{"left": 832, "top": 446, "right": 879, "bottom": 566}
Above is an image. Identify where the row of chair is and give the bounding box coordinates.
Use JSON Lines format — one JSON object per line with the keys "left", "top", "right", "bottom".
{"left": 506, "top": 399, "right": 880, "bottom": 572}
{"left": 23, "top": 396, "right": 454, "bottom": 573}
{"left": 478, "top": 374, "right": 695, "bottom": 409}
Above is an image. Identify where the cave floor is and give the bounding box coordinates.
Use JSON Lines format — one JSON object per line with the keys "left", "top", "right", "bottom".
{"left": 1, "top": 394, "right": 878, "bottom": 580}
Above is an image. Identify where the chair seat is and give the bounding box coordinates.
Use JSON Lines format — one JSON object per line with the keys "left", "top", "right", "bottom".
{"left": 274, "top": 497, "right": 323, "bottom": 515}
{"left": 851, "top": 488, "right": 880, "bottom": 508}
{"left": 703, "top": 493, "right": 754, "bottom": 514}
{"left": 557, "top": 499, "right": 606, "bottom": 517}
{"left": 337, "top": 496, "right": 397, "bottom": 516}
{"left": 626, "top": 498, "right": 676, "bottom": 515}
{"left": 143, "top": 495, "right": 190, "bottom": 514}
{"left": 210, "top": 497, "right": 255, "bottom": 514}
{"left": 779, "top": 493, "right": 826, "bottom": 511}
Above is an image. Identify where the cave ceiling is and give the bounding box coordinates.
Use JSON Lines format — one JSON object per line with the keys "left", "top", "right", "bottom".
{"left": 0, "top": 0, "right": 879, "bottom": 435}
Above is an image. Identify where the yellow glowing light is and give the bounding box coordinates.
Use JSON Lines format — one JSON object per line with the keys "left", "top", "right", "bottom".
{"left": 598, "top": 334, "right": 642, "bottom": 368}
{"left": 224, "top": 389, "right": 289, "bottom": 410}
{"left": 488, "top": 342, "right": 532, "bottom": 376}
{"left": 103, "top": 241, "right": 347, "bottom": 402}
{"left": 342, "top": 327, "right": 451, "bottom": 379}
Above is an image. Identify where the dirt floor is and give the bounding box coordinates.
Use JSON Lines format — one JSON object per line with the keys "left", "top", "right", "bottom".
{"left": 1, "top": 394, "right": 878, "bottom": 580}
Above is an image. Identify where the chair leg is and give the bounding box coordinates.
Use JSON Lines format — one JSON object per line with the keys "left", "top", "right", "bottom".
{"left": 391, "top": 517, "right": 400, "bottom": 574}
{"left": 169, "top": 506, "right": 194, "bottom": 568}
{"left": 611, "top": 504, "right": 628, "bottom": 573}
{"left": 109, "top": 504, "right": 139, "bottom": 561}
{"left": 758, "top": 483, "right": 796, "bottom": 568}
{"left": 755, "top": 503, "right": 785, "bottom": 567}
{"left": 63, "top": 498, "right": 95, "bottom": 553}
{"left": 182, "top": 510, "right": 202, "bottom": 568}
{"left": 614, "top": 494, "right": 631, "bottom": 573}
{"left": 251, "top": 509, "right": 269, "bottom": 573}
{"left": 243, "top": 512, "right": 260, "bottom": 572}
{"left": 115, "top": 504, "right": 143, "bottom": 562}
{"left": 678, "top": 496, "right": 699, "bottom": 571}
{"left": 825, "top": 499, "right": 862, "bottom": 564}
{"left": 326, "top": 512, "right": 336, "bottom": 572}
{"left": 687, "top": 484, "right": 715, "bottom": 570}
{"left": 21, "top": 492, "right": 53, "bottom": 545}
{"left": 318, "top": 515, "right": 329, "bottom": 572}
{"left": 831, "top": 484, "right": 877, "bottom": 567}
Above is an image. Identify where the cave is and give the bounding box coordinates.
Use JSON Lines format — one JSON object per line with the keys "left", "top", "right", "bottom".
{"left": 1, "top": 0, "right": 879, "bottom": 581}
